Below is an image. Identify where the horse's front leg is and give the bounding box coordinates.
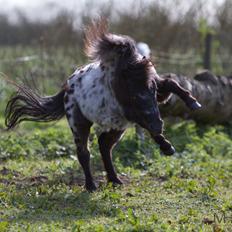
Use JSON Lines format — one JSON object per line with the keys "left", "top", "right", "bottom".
{"left": 151, "top": 133, "right": 175, "bottom": 156}
{"left": 158, "top": 78, "right": 201, "bottom": 110}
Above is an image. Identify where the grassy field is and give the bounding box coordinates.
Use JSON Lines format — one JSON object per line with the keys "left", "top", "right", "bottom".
{"left": 1, "top": 46, "right": 232, "bottom": 231}
{"left": 0, "top": 118, "right": 232, "bottom": 231}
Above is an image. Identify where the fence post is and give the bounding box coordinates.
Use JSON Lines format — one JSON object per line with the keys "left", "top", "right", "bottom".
{"left": 203, "top": 33, "right": 212, "bottom": 70}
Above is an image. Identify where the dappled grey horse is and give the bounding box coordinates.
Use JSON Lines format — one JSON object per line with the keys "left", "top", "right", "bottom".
{"left": 5, "top": 20, "right": 201, "bottom": 191}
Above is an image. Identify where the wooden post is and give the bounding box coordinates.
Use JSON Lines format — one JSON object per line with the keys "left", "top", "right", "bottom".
{"left": 204, "top": 33, "right": 212, "bottom": 70}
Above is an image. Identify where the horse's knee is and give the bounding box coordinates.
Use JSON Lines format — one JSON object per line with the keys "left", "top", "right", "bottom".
{"left": 163, "top": 78, "right": 179, "bottom": 90}
{"left": 157, "top": 79, "right": 174, "bottom": 103}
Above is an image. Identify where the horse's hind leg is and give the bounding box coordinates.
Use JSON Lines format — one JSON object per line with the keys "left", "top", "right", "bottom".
{"left": 158, "top": 78, "right": 201, "bottom": 110}
{"left": 64, "top": 96, "right": 96, "bottom": 192}
{"left": 98, "top": 129, "right": 125, "bottom": 185}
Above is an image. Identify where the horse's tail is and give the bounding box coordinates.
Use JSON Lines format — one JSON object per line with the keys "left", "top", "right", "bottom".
{"left": 5, "top": 84, "right": 65, "bottom": 130}
{"left": 84, "top": 18, "right": 136, "bottom": 63}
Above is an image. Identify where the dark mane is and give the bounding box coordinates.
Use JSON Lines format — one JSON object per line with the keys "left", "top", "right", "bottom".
{"left": 116, "top": 57, "right": 155, "bottom": 87}
{"left": 84, "top": 18, "right": 154, "bottom": 85}
{"left": 84, "top": 19, "right": 137, "bottom": 64}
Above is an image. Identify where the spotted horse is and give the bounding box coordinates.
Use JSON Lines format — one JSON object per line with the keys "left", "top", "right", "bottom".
{"left": 5, "top": 20, "right": 201, "bottom": 191}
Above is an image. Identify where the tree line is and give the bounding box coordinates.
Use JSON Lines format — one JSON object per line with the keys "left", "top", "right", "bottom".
{"left": 0, "top": 0, "right": 232, "bottom": 55}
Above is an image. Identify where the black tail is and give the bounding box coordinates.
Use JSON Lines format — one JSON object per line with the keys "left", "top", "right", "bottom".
{"left": 5, "top": 84, "right": 65, "bottom": 129}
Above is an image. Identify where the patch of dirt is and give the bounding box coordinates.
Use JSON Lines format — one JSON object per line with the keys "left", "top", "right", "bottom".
{"left": 23, "top": 175, "right": 49, "bottom": 186}
{"left": 0, "top": 167, "right": 21, "bottom": 177}
{"left": 202, "top": 217, "right": 214, "bottom": 225}
{"left": 55, "top": 170, "right": 130, "bottom": 187}
{"left": 0, "top": 178, "right": 10, "bottom": 184}
{"left": 156, "top": 175, "right": 169, "bottom": 182}
{"left": 0, "top": 166, "right": 130, "bottom": 188}
{"left": 7, "top": 175, "right": 49, "bottom": 188}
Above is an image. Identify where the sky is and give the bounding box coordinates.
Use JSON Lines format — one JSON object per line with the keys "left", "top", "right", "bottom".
{"left": 0, "top": 0, "right": 226, "bottom": 23}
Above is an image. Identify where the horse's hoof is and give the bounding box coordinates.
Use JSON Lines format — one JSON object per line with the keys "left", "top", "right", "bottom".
{"left": 108, "top": 177, "right": 123, "bottom": 186}
{"left": 86, "top": 182, "right": 97, "bottom": 192}
{"left": 189, "top": 101, "right": 202, "bottom": 110}
{"left": 161, "top": 145, "right": 175, "bottom": 156}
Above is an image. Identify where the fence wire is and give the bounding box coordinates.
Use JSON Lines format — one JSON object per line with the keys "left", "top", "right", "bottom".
{"left": 0, "top": 51, "right": 232, "bottom": 77}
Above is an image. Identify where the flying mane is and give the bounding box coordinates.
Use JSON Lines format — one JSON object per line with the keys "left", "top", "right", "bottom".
{"left": 84, "top": 19, "right": 137, "bottom": 64}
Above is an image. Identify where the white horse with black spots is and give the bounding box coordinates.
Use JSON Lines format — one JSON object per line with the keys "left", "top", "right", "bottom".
{"left": 5, "top": 20, "right": 201, "bottom": 191}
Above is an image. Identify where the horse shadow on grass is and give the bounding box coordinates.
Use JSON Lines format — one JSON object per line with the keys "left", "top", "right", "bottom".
{"left": 1, "top": 132, "right": 147, "bottom": 224}
{"left": 3, "top": 166, "right": 130, "bottom": 224}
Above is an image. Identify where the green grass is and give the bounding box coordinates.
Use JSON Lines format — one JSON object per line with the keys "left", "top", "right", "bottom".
{"left": 1, "top": 46, "right": 232, "bottom": 231}
{"left": 0, "top": 45, "right": 85, "bottom": 115}
{"left": 1, "top": 119, "right": 232, "bottom": 231}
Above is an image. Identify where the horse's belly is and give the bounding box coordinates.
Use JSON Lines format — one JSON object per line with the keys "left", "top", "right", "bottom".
{"left": 79, "top": 97, "right": 129, "bottom": 131}
{"left": 74, "top": 86, "right": 128, "bottom": 131}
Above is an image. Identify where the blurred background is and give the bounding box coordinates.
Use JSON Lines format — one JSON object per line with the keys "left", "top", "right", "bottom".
{"left": 0, "top": 0, "right": 232, "bottom": 111}
{"left": 2, "top": 2, "right": 232, "bottom": 230}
